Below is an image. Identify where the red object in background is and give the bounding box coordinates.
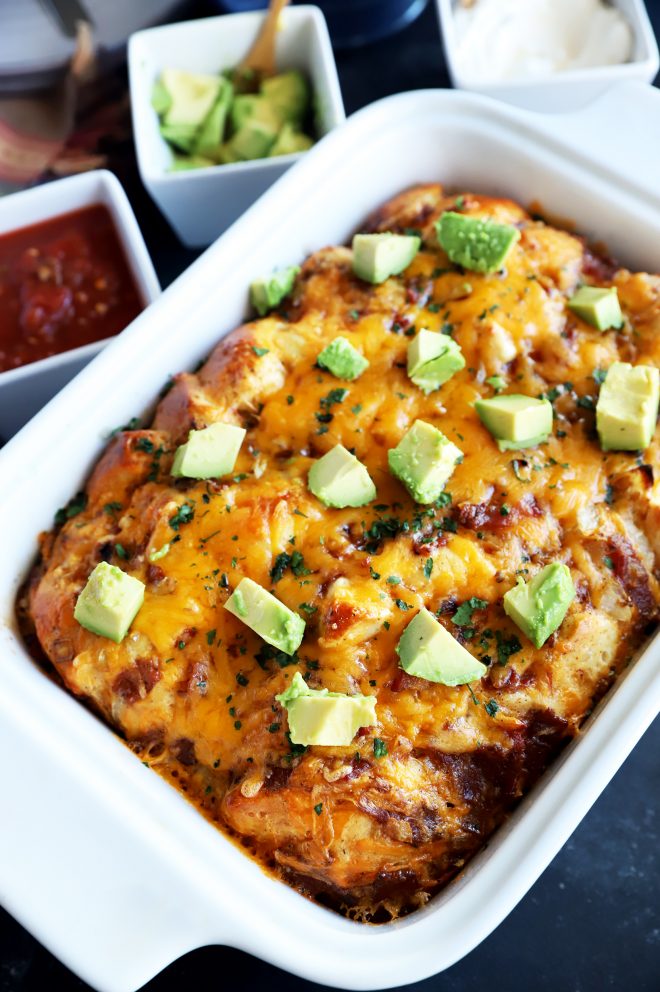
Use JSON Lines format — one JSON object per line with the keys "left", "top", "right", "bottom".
{"left": 0, "top": 203, "right": 142, "bottom": 373}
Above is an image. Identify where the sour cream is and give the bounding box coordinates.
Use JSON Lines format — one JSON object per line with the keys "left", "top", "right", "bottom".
{"left": 453, "top": 0, "right": 634, "bottom": 82}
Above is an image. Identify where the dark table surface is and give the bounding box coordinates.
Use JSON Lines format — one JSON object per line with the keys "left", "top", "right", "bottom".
{"left": 2, "top": 2, "right": 659, "bottom": 990}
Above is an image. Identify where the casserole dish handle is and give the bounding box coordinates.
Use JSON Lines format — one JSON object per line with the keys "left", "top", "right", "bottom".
{"left": 532, "top": 81, "right": 660, "bottom": 204}
{"left": 0, "top": 686, "right": 229, "bottom": 992}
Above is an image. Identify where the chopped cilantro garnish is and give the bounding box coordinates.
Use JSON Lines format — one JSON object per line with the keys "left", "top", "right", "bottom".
{"left": 135, "top": 437, "right": 154, "bottom": 453}
{"left": 499, "top": 504, "right": 510, "bottom": 516}
{"left": 452, "top": 597, "right": 488, "bottom": 628}
{"left": 386, "top": 575, "right": 401, "bottom": 585}
{"left": 314, "top": 802, "right": 323, "bottom": 815}
{"left": 395, "top": 599, "right": 411, "bottom": 611}
{"left": 255, "top": 643, "right": 298, "bottom": 669}
{"left": 54, "top": 492, "right": 88, "bottom": 526}
{"left": 423, "top": 558, "right": 434, "bottom": 579}
{"left": 103, "top": 501, "right": 122, "bottom": 515}
{"left": 270, "top": 550, "right": 312, "bottom": 583}
{"left": 373, "top": 738, "right": 388, "bottom": 759}
{"left": 299, "top": 602, "right": 318, "bottom": 615}
{"left": 485, "top": 699, "right": 499, "bottom": 717}
{"left": 114, "top": 543, "right": 128, "bottom": 559}
{"left": 593, "top": 368, "right": 608, "bottom": 386}
{"left": 352, "top": 403, "right": 362, "bottom": 415}
{"left": 370, "top": 566, "right": 381, "bottom": 580}
{"left": 496, "top": 630, "right": 522, "bottom": 665}
{"left": 252, "top": 346, "right": 269, "bottom": 356}
{"left": 206, "top": 629, "right": 216, "bottom": 646}
{"left": 604, "top": 483, "right": 615, "bottom": 505}
{"left": 603, "top": 555, "right": 614, "bottom": 570}
{"left": 169, "top": 502, "right": 194, "bottom": 530}
{"left": 268, "top": 722, "right": 280, "bottom": 733}
{"left": 435, "top": 491, "right": 452, "bottom": 507}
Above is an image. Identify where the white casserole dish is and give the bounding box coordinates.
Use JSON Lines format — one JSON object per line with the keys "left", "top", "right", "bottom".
{"left": 128, "top": 7, "right": 345, "bottom": 247}
{"left": 0, "top": 170, "right": 160, "bottom": 440}
{"left": 436, "top": 0, "right": 660, "bottom": 112}
{"left": 1, "top": 81, "right": 660, "bottom": 992}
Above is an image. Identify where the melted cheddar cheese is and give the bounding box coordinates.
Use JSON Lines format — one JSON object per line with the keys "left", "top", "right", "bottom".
{"left": 23, "top": 185, "right": 660, "bottom": 920}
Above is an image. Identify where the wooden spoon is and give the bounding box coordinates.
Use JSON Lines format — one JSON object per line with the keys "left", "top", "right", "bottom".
{"left": 239, "top": 0, "right": 291, "bottom": 78}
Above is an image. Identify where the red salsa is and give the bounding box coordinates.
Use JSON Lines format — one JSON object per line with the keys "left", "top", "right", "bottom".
{"left": 0, "top": 204, "right": 143, "bottom": 374}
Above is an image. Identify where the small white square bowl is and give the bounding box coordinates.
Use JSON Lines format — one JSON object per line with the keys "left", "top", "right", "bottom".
{"left": 128, "top": 6, "right": 346, "bottom": 248}
{"left": 436, "top": 0, "right": 660, "bottom": 112}
{"left": 0, "top": 170, "right": 160, "bottom": 441}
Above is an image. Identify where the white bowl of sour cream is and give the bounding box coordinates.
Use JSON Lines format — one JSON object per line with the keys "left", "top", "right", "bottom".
{"left": 437, "top": 0, "right": 659, "bottom": 111}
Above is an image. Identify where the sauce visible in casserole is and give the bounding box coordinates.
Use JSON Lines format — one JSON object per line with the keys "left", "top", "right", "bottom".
{"left": 20, "top": 184, "right": 660, "bottom": 923}
{"left": 0, "top": 204, "right": 143, "bottom": 373}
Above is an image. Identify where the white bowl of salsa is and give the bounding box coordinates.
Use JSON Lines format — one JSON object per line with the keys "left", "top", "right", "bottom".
{"left": 0, "top": 170, "right": 160, "bottom": 440}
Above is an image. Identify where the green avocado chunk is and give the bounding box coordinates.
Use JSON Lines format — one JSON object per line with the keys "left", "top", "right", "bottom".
{"left": 159, "top": 123, "right": 198, "bottom": 153}
{"left": 171, "top": 422, "right": 246, "bottom": 479}
{"left": 250, "top": 265, "right": 299, "bottom": 315}
{"left": 475, "top": 394, "right": 553, "bottom": 451}
{"left": 436, "top": 211, "right": 520, "bottom": 273}
{"left": 159, "top": 68, "right": 222, "bottom": 128}
{"left": 503, "top": 562, "right": 575, "bottom": 648}
{"left": 388, "top": 420, "right": 463, "bottom": 504}
{"left": 317, "top": 336, "right": 369, "bottom": 381}
{"left": 194, "top": 77, "right": 233, "bottom": 157}
{"left": 227, "top": 99, "right": 282, "bottom": 160}
{"left": 352, "top": 233, "right": 421, "bottom": 285}
{"left": 568, "top": 285, "right": 623, "bottom": 331}
{"left": 261, "top": 70, "right": 310, "bottom": 125}
{"left": 397, "top": 608, "right": 487, "bottom": 685}
{"left": 169, "top": 155, "right": 215, "bottom": 172}
{"left": 276, "top": 671, "right": 376, "bottom": 746}
{"left": 224, "top": 577, "right": 305, "bottom": 655}
{"left": 74, "top": 561, "right": 145, "bottom": 644}
{"left": 269, "top": 122, "right": 314, "bottom": 157}
{"left": 407, "top": 328, "right": 465, "bottom": 394}
{"left": 308, "top": 444, "right": 376, "bottom": 508}
{"left": 596, "top": 361, "right": 660, "bottom": 451}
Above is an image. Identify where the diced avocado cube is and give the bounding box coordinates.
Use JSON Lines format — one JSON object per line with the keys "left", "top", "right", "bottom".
{"left": 261, "top": 70, "right": 310, "bottom": 126}
{"left": 159, "top": 123, "right": 198, "bottom": 153}
{"left": 436, "top": 211, "right": 520, "bottom": 273}
{"left": 396, "top": 608, "right": 487, "bottom": 685}
{"left": 160, "top": 68, "right": 222, "bottom": 128}
{"left": 171, "top": 422, "right": 246, "bottom": 479}
{"left": 230, "top": 94, "right": 265, "bottom": 133}
{"left": 388, "top": 420, "right": 463, "bottom": 504}
{"left": 224, "top": 577, "right": 305, "bottom": 655}
{"left": 74, "top": 561, "right": 145, "bottom": 644}
{"left": 475, "top": 394, "right": 553, "bottom": 451}
{"left": 568, "top": 285, "right": 623, "bottom": 331}
{"left": 407, "top": 328, "right": 465, "bottom": 394}
{"left": 308, "top": 444, "right": 376, "bottom": 508}
{"left": 276, "top": 672, "right": 376, "bottom": 746}
{"left": 194, "top": 77, "right": 233, "bottom": 157}
{"left": 596, "top": 361, "right": 660, "bottom": 451}
{"left": 250, "top": 265, "right": 299, "bottom": 316}
{"left": 269, "top": 123, "right": 314, "bottom": 157}
{"left": 352, "top": 233, "right": 421, "bottom": 285}
{"left": 169, "top": 155, "right": 215, "bottom": 172}
{"left": 317, "top": 336, "right": 369, "bottom": 381}
{"left": 151, "top": 79, "right": 172, "bottom": 117}
{"left": 226, "top": 100, "right": 281, "bottom": 160}
{"left": 503, "top": 562, "right": 575, "bottom": 648}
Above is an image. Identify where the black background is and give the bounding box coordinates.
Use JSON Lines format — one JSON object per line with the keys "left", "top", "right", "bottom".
{"left": 2, "top": 2, "right": 659, "bottom": 989}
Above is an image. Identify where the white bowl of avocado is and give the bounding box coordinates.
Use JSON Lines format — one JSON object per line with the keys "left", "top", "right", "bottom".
{"left": 128, "top": 6, "right": 345, "bottom": 247}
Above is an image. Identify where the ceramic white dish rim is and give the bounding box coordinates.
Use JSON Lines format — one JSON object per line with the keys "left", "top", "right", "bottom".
{"left": 436, "top": 0, "right": 660, "bottom": 92}
{"left": 1, "top": 82, "right": 660, "bottom": 992}
{"left": 0, "top": 170, "right": 160, "bottom": 390}
{"left": 128, "top": 6, "right": 345, "bottom": 187}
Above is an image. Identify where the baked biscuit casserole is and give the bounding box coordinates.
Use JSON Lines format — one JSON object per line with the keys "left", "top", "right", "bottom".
{"left": 20, "top": 185, "right": 660, "bottom": 921}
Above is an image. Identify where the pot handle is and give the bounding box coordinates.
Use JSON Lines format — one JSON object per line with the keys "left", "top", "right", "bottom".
{"left": 530, "top": 81, "right": 660, "bottom": 206}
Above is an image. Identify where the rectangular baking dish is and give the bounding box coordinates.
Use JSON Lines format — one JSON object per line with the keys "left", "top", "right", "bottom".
{"left": 1, "top": 81, "right": 659, "bottom": 992}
